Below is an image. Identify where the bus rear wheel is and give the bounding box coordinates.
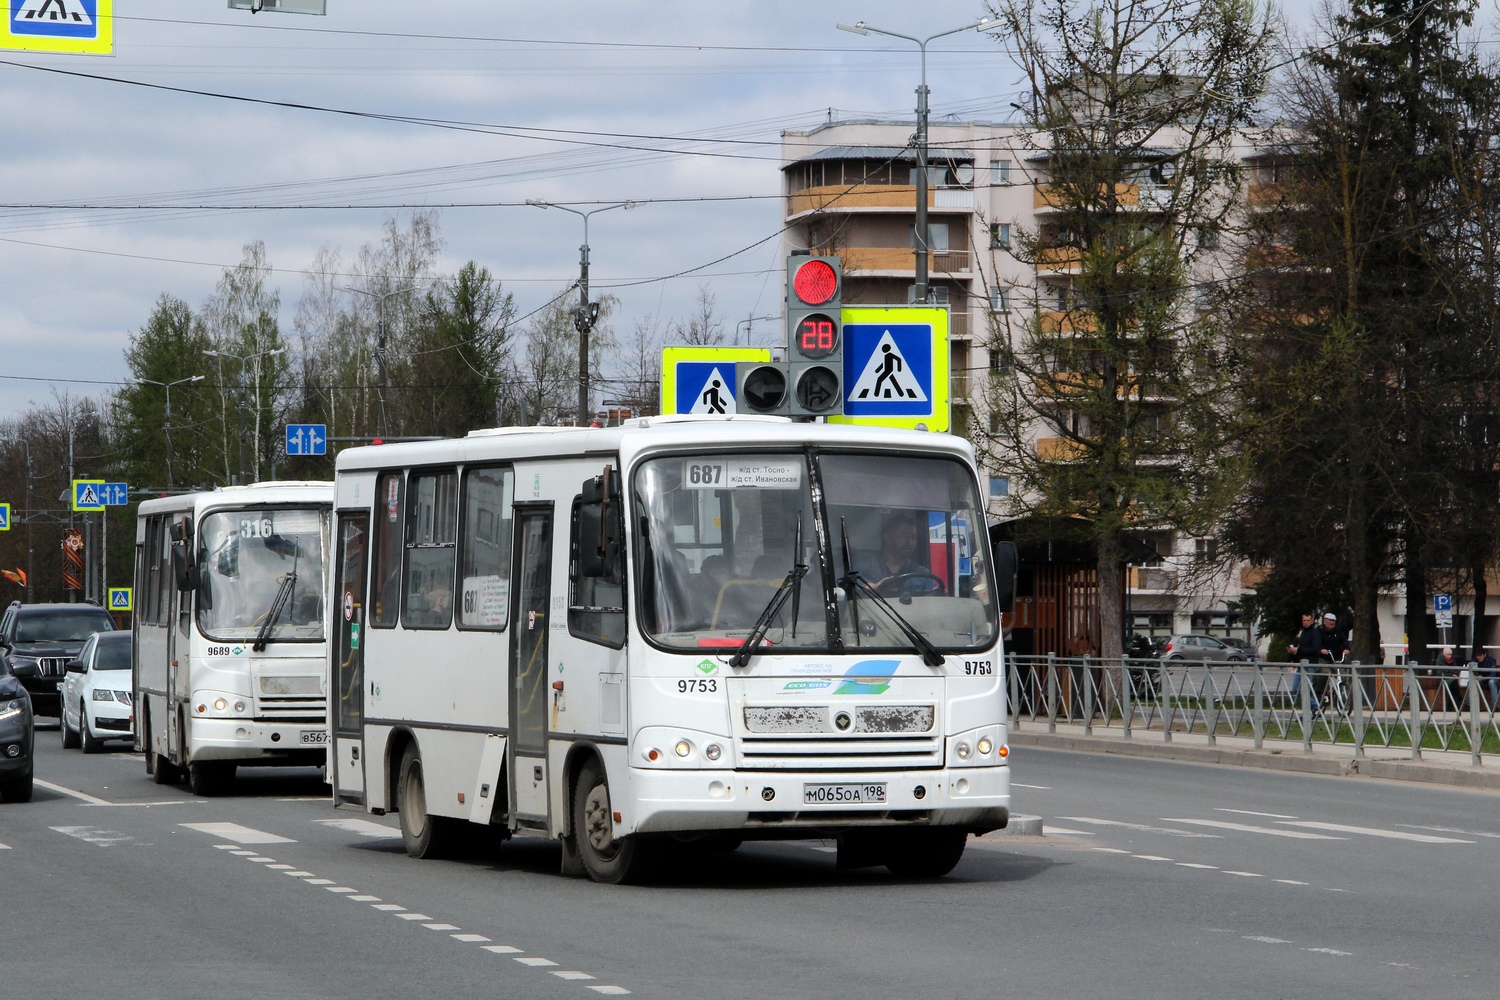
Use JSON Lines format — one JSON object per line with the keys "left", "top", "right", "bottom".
{"left": 397, "top": 745, "right": 457, "bottom": 859}
{"left": 572, "top": 759, "right": 655, "bottom": 884}
{"left": 883, "top": 828, "right": 969, "bottom": 879}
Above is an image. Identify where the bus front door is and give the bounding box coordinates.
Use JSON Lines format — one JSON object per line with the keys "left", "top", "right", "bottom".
{"left": 509, "top": 506, "right": 553, "bottom": 826}
{"left": 333, "top": 514, "right": 369, "bottom": 805}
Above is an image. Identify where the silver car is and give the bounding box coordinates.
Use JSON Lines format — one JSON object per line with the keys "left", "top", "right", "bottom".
{"left": 1159, "top": 633, "right": 1248, "bottom": 662}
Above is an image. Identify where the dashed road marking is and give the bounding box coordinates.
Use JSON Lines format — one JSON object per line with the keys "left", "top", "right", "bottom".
{"left": 228, "top": 850, "right": 257, "bottom": 856}
{"left": 588, "top": 987, "right": 631, "bottom": 995}
{"left": 1177, "top": 862, "right": 1218, "bottom": 870}
{"left": 1277, "top": 821, "right": 1473, "bottom": 844}
{"left": 483, "top": 945, "right": 523, "bottom": 954}
{"left": 397, "top": 913, "right": 433, "bottom": 921}
{"left": 304, "top": 878, "right": 335, "bottom": 885}
{"left": 283, "top": 870, "right": 315, "bottom": 877}
{"left": 517, "top": 957, "right": 559, "bottom": 967}
{"left": 452, "top": 934, "right": 491, "bottom": 943}
{"left": 1275, "top": 879, "right": 1309, "bottom": 885}
{"left": 1244, "top": 936, "right": 1292, "bottom": 944}
{"left": 1090, "top": 847, "right": 1131, "bottom": 854}
{"left": 1217, "top": 808, "right": 1297, "bottom": 819}
{"left": 1060, "top": 816, "right": 1221, "bottom": 838}
{"left": 180, "top": 822, "right": 294, "bottom": 844}
{"left": 1043, "top": 827, "right": 1095, "bottom": 836}
{"left": 1162, "top": 818, "right": 1345, "bottom": 840}
{"left": 1222, "top": 870, "right": 1262, "bottom": 877}
{"left": 1132, "top": 854, "right": 1173, "bottom": 861}
{"left": 0, "top": 841, "right": 9, "bottom": 850}
{"left": 424, "top": 923, "right": 461, "bottom": 931}
{"left": 1305, "top": 947, "right": 1352, "bottom": 956}
{"left": 247, "top": 856, "right": 277, "bottom": 863}
{"left": 1398, "top": 823, "right": 1500, "bottom": 840}
{"left": 326, "top": 887, "right": 357, "bottom": 894}
{"left": 554, "top": 972, "right": 596, "bottom": 981}
{"left": 349, "top": 895, "right": 381, "bottom": 902}
{"left": 213, "top": 844, "right": 241, "bottom": 850}
{"left": 372, "top": 903, "right": 406, "bottom": 911}
{"left": 266, "top": 864, "right": 294, "bottom": 870}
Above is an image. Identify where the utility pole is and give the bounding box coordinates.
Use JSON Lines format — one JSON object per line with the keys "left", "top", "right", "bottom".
{"left": 206, "top": 349, "right": 285, "bottom": 485}
{"left": 527, "top": 200, "right": 637, "bottom": 425}
{"left": 838, "top": 17, "right": 1001, "bottom": 304}
{"left": 341, "top": 284, "right": 418, "bottom": 438}
{"left": 135, "top": 375, "right": 205, "bottom": 490}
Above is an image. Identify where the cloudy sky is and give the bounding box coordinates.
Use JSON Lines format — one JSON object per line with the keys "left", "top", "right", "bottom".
{"left": 1, "top": 0, "right": 1327, "bottom": 418}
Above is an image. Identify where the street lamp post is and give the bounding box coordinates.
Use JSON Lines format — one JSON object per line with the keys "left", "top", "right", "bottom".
{"left": 134, "top": 375, "right": 205, "bottom": 490}
{"left": 1, "top": 437, "right": 33, "bottom": 589}
{"left": 340, "top": 284, "right": 419, "bottom": 438}
{"left": 838, "top": 17, "right": 1000, "bottom": 304}
{"left": 527, "top": 200, "right": 637, "bottom": 426}
{"left": 205, "top": 348, "right": 286, "bottom": 485}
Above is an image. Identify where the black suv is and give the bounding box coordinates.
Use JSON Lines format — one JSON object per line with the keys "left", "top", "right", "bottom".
{"left": 0, "top": 602, "right": 116, "bottom": 716}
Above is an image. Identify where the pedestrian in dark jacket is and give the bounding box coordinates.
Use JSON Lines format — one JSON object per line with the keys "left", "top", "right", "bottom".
{"left": 1288, "top": 613, "right": 1321, "bottom": 704}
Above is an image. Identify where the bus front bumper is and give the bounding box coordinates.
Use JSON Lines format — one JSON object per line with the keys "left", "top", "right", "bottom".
{"left": 187, "top": 717, "right": 328, "bottom": 764}
{"left": 625, "top": 764, "right": 1010, "bottom": 837}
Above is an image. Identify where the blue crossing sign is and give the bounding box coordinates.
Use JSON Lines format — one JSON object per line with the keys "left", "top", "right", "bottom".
{"left": 0, "top": 503, "right": 9, "bottom": 531}
{"left": 830, "top": 306, "right": 950, "bottom": 433}
{"left": 286, "top": 423, "right": 327, "bottom": 457}
{"left": 675, "top": 363, "right": 738, "bottom": 415}
{"left": 108, "top": 587, "right": 132, "bottom": 612}
{"left": 72, "top": 479, "right": 104, "bottom": 511}
{"left": 2, "top": 0, "right": 114, "bottom": 55}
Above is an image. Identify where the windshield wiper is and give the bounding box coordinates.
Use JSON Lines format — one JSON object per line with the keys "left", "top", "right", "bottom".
{"left": 836, "top": 530, "right": 944, "bottom": 667}
{"left": 252, "top": 571, "right": 297, "bottom": 653}
{"left": 729, "top": 564, "right": 809, "bottom": 670}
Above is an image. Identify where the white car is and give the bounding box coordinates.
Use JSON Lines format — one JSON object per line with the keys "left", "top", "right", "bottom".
{"left": 60, "top": 631, "right": 133, "bottom": 753}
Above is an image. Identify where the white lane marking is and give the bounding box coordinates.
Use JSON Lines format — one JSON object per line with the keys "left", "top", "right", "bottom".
{"left": 1132, "top": 855, "right": 1174, "bottom": 861}
{"left": 1044, "top": 827, "right": 1096, "bottom": 836}
{"left": 180, "top": 822, "right": 294, "bottom": 844}
{"left": 50, "top": 825, "right": 135, "bottom": 847}
{"left": 1012, "top": 783, "right": 1051, "bottom": 789}
{"left": 554, "top": 972, "right": 596, "bottom": 981}
{"left": 372, "top": 904, "right": 406, "bottom": 911}
{"left": 213, "top": 844, "right": 241, "bottom": 850}
{"left": 1277, "top": 821, "right": 1473, "bottom": 844}
{"left": 34, "top": 779, "right": 111, "bottom": 805}
{"left": 397, "top": 913, "right": 433, "bottom": 921}
{"left": 589, "top": 987, "right": 631, "bottom": 995}
{"left": 84, "top": 799, "right": 204, "bottom": 807}
{"left": 0, "top": 841, "right": 10, "bottom": 850}
{"left": 516, "top": 957, "right": 559, "bottom": 967}
{"left": 277, "top": 797, "right": 329, "bottom": 802}
{"left": 266, "top": 864, "right": 294, "bottom": 870}
{"left": 1275, "top": 879, "right": 1309, "bottom": 885}
{"left": 1059, "top": 816, "right": 1220, "bottom": 838}
{"left": 452, "top": 934, "right": 490, "bottom": 943}
{"left": 246, "top": 856, "right": 277, "bottom": 863}
{"left": 1222, "top": 870, "right": 1263, "bottom": 877}
{"left": 1177, "top": 863, "right": 1219, "bottom": 870}
{"left": 304, "top": 879, "right": 335, "bottom": 885}
{"left": 283, "top": 870, "right": 315, "bottom": 877}
{"left": 326, "top": 887, "right": 357, "bottom": 894}
{"left": 1244, "top": 936, "right": 1292, "bottom": 944}
{"left": 484, "top": 945, "right": 523, "bottom": 954}
{"left": 1090, "top": 847, "right": 1131, "bottom": 854}
{"left": 1398, "top": 824, "right": 1500, "bottom": 839}
{"left": 424, "top": 923, "right": 461, "bottom": 931}
{"left": 313, "top": 817, "right": 401, "bottom": 839}
{"left": 229, "top": 850, "right": 257, "bottom": 856}
{"left": 1162, "top": 818, "right": 1345, "bottom": 840}
{"left": 349, "top": 895, "right": 381, "bottom": 902}
{"left": 1217, "top": 808, "right": 1297, "bottom": 819}
{"left": 1304, "top": 947, "right": 1352, "bottom": 956}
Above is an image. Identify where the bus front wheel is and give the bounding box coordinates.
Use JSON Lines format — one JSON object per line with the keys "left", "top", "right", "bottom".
{"left": 572, "top": 759, "right": 654, "bottom": 884}
{"left": 884, "top": 828, "right": 969, "bottom": 879}
{"left": 397, "top": 745, "right": 457, "bottom": 859}
{"left": 189, "top": 761, "right": 233, "bottom": 797}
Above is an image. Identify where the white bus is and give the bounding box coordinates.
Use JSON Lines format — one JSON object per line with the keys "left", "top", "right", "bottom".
{"left": 134, "top": 482, "right": 334, "bottom": 796}
{"left": 329, "top": 417, "right": 1015, "bottom": 882}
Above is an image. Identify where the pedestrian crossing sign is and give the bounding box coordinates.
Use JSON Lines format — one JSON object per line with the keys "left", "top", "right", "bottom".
{"left": 2, "top": 1, "right": 114, "bottom": 55}
{"left": 831, "top": 306, "right": 949, "bottom": 432}
{"left": 72, "top": 479, "right": 106, "bottom": 511}
{"left": 107, "top": 587, "right": 131, "bottom": 612}
{"left": 0, "top": 503, "right": 9, "bottom": 531}
{"left": 661, "top": 347, "right": 770, "bottom": 417}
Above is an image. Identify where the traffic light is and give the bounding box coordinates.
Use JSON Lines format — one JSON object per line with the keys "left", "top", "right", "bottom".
{"left": 786, "top": 255, "right": 842, "bottom": 416}
{"left": 736, "top": 256, "right": 844, "bottom": 416}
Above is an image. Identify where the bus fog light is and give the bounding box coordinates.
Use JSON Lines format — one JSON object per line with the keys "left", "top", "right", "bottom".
{"left": 213, "top": 698, "right": 227, "bottom": 712}
{"left": 235, "top": 728, "right": 249, "bottom": 739}
{"left": 705, "top": 743, "right": 722, "bottom": 761}
{"left": 644, "top": 747, "right": 661, "bottom": 763}
{"left": 674, "top": 740, "right": 692, "bottom": 758}
{"left": 708, "top": 780, "right": 726, "bottom": 798}
{"left": 956, "top": 778, "right": 970, "bottom": 794}
{"left": 913, "top": 784, "right": 926, "bottom": 800}
{"left": 977, "top": 737, "right": 994, "bottom": 756}
{"left": 761, "top": 786, "right": 775, "bottom": 801}
{"left": 956, "top": 741, "right": 972, "bottom": 760}
{"left": 233, "top": 701, "right": 246, "bottom": 714}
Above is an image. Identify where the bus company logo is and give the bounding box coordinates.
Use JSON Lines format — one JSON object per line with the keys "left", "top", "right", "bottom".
{"left": 781, "top": 679, "right": 831, "bottom": 692}
{"left": 834, "top": 659, "right": 900, "bottom": 696}
{"left": 696, "top": 659, "right": 718, "bottom": 675}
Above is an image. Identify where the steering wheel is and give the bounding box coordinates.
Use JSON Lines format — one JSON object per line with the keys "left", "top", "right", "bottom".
{"left": 874, "top": 572, "right": 948, "bottom": 598}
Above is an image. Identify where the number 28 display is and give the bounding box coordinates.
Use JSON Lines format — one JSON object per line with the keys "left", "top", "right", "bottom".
{"left": 795, "top": 313, "right": 839, "bottom": 358}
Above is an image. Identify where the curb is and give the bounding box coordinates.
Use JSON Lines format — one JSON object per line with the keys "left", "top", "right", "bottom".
{"left": 1010, "top": 732, "right": 1500, "bottom": 792}
{"left": 991, "top": 813, "right": 1044, "bottom": 836}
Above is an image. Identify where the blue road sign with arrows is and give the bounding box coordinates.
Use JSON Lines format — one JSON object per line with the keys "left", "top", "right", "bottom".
{"left": 99, "top": 482, "right": 128, "bottom": 505}
{"left": 286, "top": 423, "right": 327, "bottom": 457}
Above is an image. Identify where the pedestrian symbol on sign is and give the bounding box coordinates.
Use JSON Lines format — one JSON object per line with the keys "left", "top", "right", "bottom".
{"left": 843, "top": 326, "right": 931, "bottom": 417}
{"left": 675, "top": 363, "right": 738, "bottom": 416}
{"left": 107, "top": 587, "right": 132, "bottom": 612}
{"left": 696, "top": 371, "right": 729, "bottom": 414}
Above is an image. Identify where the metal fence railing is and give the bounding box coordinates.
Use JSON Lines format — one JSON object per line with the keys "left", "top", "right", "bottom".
{"left": 1006, "top": 655, "right": 1500, "bottom": 765}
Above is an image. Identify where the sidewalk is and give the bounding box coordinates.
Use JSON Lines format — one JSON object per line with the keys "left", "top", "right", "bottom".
{"left": 1008, "top": 720, "right": 1500, "bottom": 792}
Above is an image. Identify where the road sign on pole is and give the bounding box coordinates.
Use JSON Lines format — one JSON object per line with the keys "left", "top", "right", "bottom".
{"left": 0, "top": 503, "right": 9, "bottom": 531}
{"left": 98, "top": 482, "right": 129, "bottom": 505}
{"left": 2, "top": 0, "right": 114, "bottom": 55}
{"left": 660, "top": 348, "right": 771, "bottom": 416}
{"left": 72, "top": 480, "right": 105, "bottom": 511}
{"left": 830, "top": 306, "right": 950, "bottom": 432}
{"left": 285, "top": 423, "right": 328, "bottom": 457}
{"left": 107, "top": 587, "right": 132, "bottom": 612}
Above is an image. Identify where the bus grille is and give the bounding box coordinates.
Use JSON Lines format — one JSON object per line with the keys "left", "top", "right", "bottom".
{"left": 256, "top": 676, "right": 324, "bottom": 720}
{"left": 737, "top": 734, "right": 942, "bottom": 770}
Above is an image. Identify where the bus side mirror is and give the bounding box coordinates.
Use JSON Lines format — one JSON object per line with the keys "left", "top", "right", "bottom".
{"left": 576, "top": 500, "right": 622, "bottom": 579}
{"left": 994, "top": 541, "right": 1018, "bottom": 613}
{"left": 172, "top": 546, "right": 197, "bottom": 592}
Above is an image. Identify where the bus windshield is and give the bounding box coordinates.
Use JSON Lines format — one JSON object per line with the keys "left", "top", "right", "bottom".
{"left": 634, "top": 450, "right": 996, "bottom": 653}
{"left": 196, "top": 507, "right": 326, "bottom": 643}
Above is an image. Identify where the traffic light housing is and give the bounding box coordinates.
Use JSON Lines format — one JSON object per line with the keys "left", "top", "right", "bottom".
{"left": 735, "top": 256, "right": 844, "bottom": 417}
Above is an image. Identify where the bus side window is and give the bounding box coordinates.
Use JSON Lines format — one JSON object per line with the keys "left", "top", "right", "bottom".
{"left": 402, "top": 469, "right": 458, "bottom": 630}
{"left": 569, "top": 468, "right": 625, "bottom": 649}
{"left": 457, "top": 466, "right": 513, "bottom": 631}
{"left": 155, "top": 516, "right": 173, "bottom": 625}
{"left": 370, "top": 472, "right": 404, "bottom": 628}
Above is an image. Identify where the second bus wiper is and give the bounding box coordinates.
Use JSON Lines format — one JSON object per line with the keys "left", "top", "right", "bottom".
{"left": 839, "top": 570, "right": 945, "bottom": 668}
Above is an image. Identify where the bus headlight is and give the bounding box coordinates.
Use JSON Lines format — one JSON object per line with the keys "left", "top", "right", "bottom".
{"left": 977, "top": 737, "right": 994, "bottom": 756}
{"left": 949, "top": 726, "right": 1005, "bottom": 768}
{"left": 674, "top": 740, "right": 693, "bottom": 758}
{"left": 634, "top": 728, "right": 730, "bottom": 769}
{"left": 956, "top": 741, "right": 973, "bottom": 760}
{"left": 213, "top": 698, "right": 228, "bottom": 712}
{"left": 705, "top": 744, "right": 722, "bottom": 761}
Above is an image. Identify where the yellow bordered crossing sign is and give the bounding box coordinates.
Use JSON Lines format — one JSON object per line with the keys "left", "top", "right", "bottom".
{"left": 829, "top": 306, "right": 950, "bottom": 433}
{"left": 0, "top": 503, "right": 10, "bottom": 531}
{"left": 660, "top": 347, "right": 771, "bottom": 416}
{"left": 2, "top": 1, "right": 114, "bottom": 56}
{"left": 107, "top": 586, "right": 131, "bottom": 612}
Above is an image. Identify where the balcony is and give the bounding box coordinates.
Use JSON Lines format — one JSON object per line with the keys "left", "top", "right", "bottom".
{"left": 787, "top": 183, "right": 975, "bottom": 220}
{"left": 842, "top": 247, "right": 972, "bottom": 275}
{"left": 1128, "top": 567, "right": 1179, "bottom": 592}
{"left": 1036, "top": 436, "right": 1089, "bottom": 461}
{"left": 1034, "top": 183, "right": 1140, "bottom": 212}
{"left": 1036, "top": 246, "right": 1082, "bottom": 273}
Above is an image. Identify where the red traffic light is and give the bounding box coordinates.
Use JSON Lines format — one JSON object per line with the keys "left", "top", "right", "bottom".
{"left": 792, "top": 259, "right": 838, "bottom": 306}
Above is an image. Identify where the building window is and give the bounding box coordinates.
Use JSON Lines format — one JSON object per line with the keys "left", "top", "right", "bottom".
{"left": 989, "top": 223, "right": 1011, "bottom": 249}
{"left": 989, "top": 477, "right": 1009, "bottom": 497}
{"left": 988, "top": 347, "right": 1010, "bottom": 371}
{"left": 988, "top": 288, "right": 1010, "bottom": 312}
{"left": 1193, "top": 537, "right": 1218, "bottom": 563}
{"left": 988, "top": 411, "right": 1001, "bottom": 434}
{"left": 990, "top": 160, "right": 1012, "bottom": 185}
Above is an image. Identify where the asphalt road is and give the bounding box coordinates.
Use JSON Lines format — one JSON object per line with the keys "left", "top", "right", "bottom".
{"left": 4, "top": 730, "right": 1498, "bottom": 999}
